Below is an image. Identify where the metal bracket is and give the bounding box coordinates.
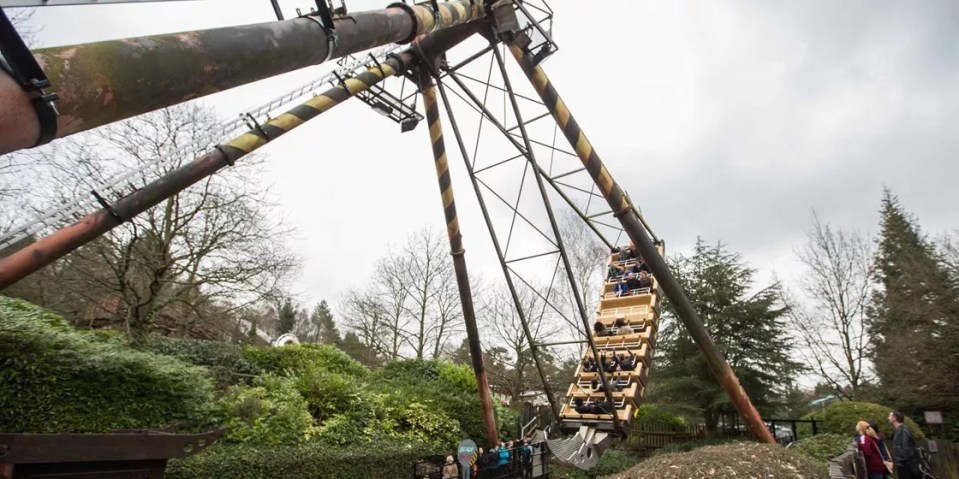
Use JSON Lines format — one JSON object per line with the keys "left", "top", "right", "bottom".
{"left": 243, "top": 113, "right": 270, "bottom": 140}
{"left": 0, "top": 6, "right": 59, "bottom": 147}
{"left": 297, "top": 1, "right": 338, "bottom": 62}
{"left": 90, "top": 190, "right": 124, "bottom": 224}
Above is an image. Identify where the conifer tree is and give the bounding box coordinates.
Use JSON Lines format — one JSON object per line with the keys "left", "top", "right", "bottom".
{"left": 654, "top": 239, "right": 802, "bottom": 434}
{"left": 868, "top": 190, "right": 959, "bottom": 413}
{"left": 309, "top": 300, "right": 340, "bottom": 345}
{"left": 277, "top": 298, "right": 297, "bottom": 335}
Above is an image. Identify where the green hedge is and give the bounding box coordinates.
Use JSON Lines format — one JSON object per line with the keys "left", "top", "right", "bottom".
{"left": 551, "top": 449, "right": 642, "bottom": 479}
{"left": 790, "top": 434, "right": 852, "bottom": 463}
{"left": 802, "top": 401, "right": 926, "bottom": 441}
{"left": 215, "top": 375, "right": 315, "bottom": 445}
{"left": 165, "top": 440, "right": 441, "bottom": 479}
{"left": 243, "top": 344, "right": 368, "bottom": 378}
{"left": 373, "top": 359, "right": 511, "bottom": 448}
{"left": 0, "top": 296, "right": 214, "bottom": 433}
{"left": 138, "top": 335, "right": 262, "bottom": 388}
{"left": 633, "top": 403, "right": 688, "bottom": 427}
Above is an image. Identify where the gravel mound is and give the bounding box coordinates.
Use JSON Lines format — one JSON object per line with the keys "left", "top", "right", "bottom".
{"left": 602, "top": 442, "right": 827, "bottom": 479}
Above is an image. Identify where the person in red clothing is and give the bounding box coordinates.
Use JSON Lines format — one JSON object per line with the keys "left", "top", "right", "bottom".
{"left": 857, "top": 421, "right": 890, "bottom": 479}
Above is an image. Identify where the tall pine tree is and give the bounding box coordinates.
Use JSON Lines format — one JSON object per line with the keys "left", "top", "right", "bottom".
{"left": 868, "top": 190, "right": 959, "bottom": 415}
{"left": 309, "top": 300, "right": 340, "bottom": 345}
{"left": 277, "top": 298, "right": 297, "bottom": 335}
{"left": 653, "top": 239, "right": 802, "bottom": 434}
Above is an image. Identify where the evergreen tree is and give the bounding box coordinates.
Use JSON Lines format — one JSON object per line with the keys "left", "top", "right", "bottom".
{"left": 653, "top": 239, "right": 802, "bottom": 434}
{"left": 277, "top": 298, "right": 297, "bottom": 335}
{"left": 868, "top": 190, "right": 959, "bottom": 413}
{"left": 339, "top": 332, "right": 381, "bottom": 368}
{"left": 309, "top": 301, "right": 340, "bottom": 345}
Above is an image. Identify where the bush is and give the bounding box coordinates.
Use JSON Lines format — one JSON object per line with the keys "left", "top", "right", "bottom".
{"left": 295, "top": 366, "right": 364, "bottom": 424}
{"left": 243, "top": 343, "right": 368, "bottom": 378}
{"left": 0, "top": 296, "right": 214, "bottom": 433}
{"left": 802, "top": 401, "right": 926, "bottom": 441}
{"left": 215, "top": 374, "right": 315, "bottom": 445}
{"left": 790, "top": 434, "right": 853, "bottom": 463}
{"left": 374, "top": 359, "right": 503, "bottom": 448}
{"left": 550, "top": 449, "right": 643, "bottom": 479}
{"left": 605, "top": 442, "right": 827, "bottom": 479}
{"left": 138, "top": 335, "right": 261, "bottom": 388}
{"left": 165, "top": 439, "right": 441, "bottom": 479}
{"left": 632, "top": 403, "right": 688, "bottom": 427}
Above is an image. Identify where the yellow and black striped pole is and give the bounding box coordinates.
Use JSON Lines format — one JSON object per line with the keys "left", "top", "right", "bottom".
{"left": 421, "top": 81, "right": 499, "bottom": 447}
{"left": 508, "top": 43, "right": 777, "bottom": 445}
{"left": 0, "top": 24, "right": 481, "bottom": 289}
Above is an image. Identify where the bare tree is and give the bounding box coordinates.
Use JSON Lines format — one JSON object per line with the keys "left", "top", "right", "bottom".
{"left": 556, "top": 210, "right": 609, "bottom": 338}
{"left": 341, "top": 227, "right": 463, "bottom": 360}
{"left": 786, "top": 212, "right": 873, "bottom": 399}
{"left": 482, "top": 284, "right": 561, "bottom": 405}
{"left": 8, "top": 104, "right": 298, "bottom": 339}
{"left": 937, "top": 229, "right": 959, "bottom": 284}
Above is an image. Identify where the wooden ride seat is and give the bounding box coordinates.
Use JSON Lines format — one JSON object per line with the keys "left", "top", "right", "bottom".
{"left": 599, "top": 291, "right": 656, "bottom": 311}
{"left": 578, "top": 363, "right": 649, "bottom": 388}
{"left": 566, "top": 382, "right": 642, "bottom": 408}
{"left": 596, "top": 314, "right": 658, "bottom": 333}
{"left": 579, "top": 344, "right": 651, "bottom": 371}
{"left": 591, "top": 328, "right": 656, "bottom": 350}
{"left": 597, "top": 307, "right": 653, "bottom": 329}
{"left": 559, "top": 402, "right": 633, "bottom": 423}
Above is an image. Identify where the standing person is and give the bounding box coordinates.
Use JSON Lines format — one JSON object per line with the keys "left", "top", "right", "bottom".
{"left": 869, "top": 420, "right": 893, "bottom": 479}
{"left": 856, "top": 421, "right": 887, "bottom": 479}
{"left": 889, "top": 411, "right": 919, "bottom": 479}
{"left": 520, "top": 438, "right": 533, "bottom": 479}
{"left": 497, "top": 442, "right": 510, "bottom": 472}
{"left": 442, "top": 455, "right": 458, "bottom": 479}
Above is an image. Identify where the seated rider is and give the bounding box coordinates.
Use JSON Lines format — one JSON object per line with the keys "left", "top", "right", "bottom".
{"left": 625, "top": 273, "right": 641, "bottom": 291}
{"left": 615, "top": 279, "right": 630, "bottom": 297}
{"left": 637, "top": 272, "right": 652, "bottom": 289}
{"left": 608, "top": 264, "right": 623, "bottom": 280}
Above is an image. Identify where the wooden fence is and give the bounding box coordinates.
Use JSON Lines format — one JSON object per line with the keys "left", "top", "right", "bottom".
{"left": 929, "top": 439, "right": 959, "bottom": 479}
{"left": 626, "top": 423, "right": 707, "bottom": 450}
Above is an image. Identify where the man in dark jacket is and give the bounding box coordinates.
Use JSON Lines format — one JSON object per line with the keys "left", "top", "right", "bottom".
{"left": 888, "top": 410, "right": 919, "bottom": 479}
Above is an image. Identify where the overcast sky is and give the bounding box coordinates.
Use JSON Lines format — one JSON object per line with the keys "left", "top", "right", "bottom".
{"left": 17, "top": 0, "right": 959, "bottom": 331}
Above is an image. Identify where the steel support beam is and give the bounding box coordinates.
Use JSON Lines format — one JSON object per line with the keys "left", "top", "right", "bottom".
{"left": 431, "top": 74, "right": 562, "bottom": 421}
{"left": 0, "top": 0, "right": 487, "bottom": 155}
{"left": 0, "top": 23, "right": 480, "bottom": 289}
{"left": 420, "top": 79, "right": 499, "bottom": 447}
{"left": 490, "top": 42, "right": 623, "bottom": 435}
{"left": 508, "top": 42, "right": 776, "bottom": 444}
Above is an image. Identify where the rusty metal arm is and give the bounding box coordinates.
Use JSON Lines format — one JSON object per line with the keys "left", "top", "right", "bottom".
{"left": 507, "top": 41, "right": 777, "bottom": 444}
{"left": 0, "top": 23, "right": 481, "bottom": 289}
{"left": 0, "top": 0, "right": 487, "bottom": 155}
{"left": 420, "top": 78, "right": 499, "bottom": 447}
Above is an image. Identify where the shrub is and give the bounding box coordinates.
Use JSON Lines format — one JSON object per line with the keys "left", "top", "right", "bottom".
{"left": 138, "top": 335, "right": 261, "bottom": 388}
{"left": 0, "top": 296, "right": 214, "bottom": 433}
{"left": 606, "top": 442, "right": 827, "bottom": 479}
{"left": 438, "top": 361, "right": 478, "bottom": 391}
{"left": 294, "top": 367, "right": 365, "bottom": 424}
{"left": 375, "top": 359, "right": 503, "bottom": 448}
{"left": 243, "top": 343, "right": 368, "bottom": 378}
{"left": 802, "top": 401, "right": 926, "bottom": 441}
{"left": 165, "top": 439, "right": 442, "bottom": 479}
{"left": 550, "top": 449, "right": 643, "bottom": 479}
{"left": 790, "top": 433, "right": 853, "bottom": 463}
{"left": 633, "top": 403, "right": 688, "bottom": 427}
{"left": 215, "top": 375, "right": 315, "bottom": 445}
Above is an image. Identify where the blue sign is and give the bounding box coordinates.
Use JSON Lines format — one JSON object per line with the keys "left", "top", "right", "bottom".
{"left": 457, "top": 439, "right": 477, "bottom": 465}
